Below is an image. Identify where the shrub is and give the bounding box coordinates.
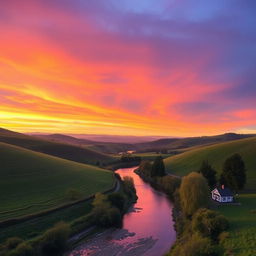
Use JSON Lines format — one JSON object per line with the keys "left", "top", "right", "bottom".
{"left": 169, "top": 234, "right": 222, "bottom": 256}
{"left": 192, "top": 208, "right": 229, "bottom": 240}
{"left": 105, "top": 207, "right": 122, "bottom": 227}
{"left": 123, "top": 176, "right": 136, "bottom": 199}
{"left": 5, "top": 237, "right": 24, "bottom": 250}
{"left": 39, "top": 222, "right": 70, "bottom": 256}
{"left": 108, "top": 192, "right": 126, "bottom": 212}
{"left": 157, "top": 176, "right": 181, "bottom": 197}
{"left": 8, "top": 242, "right": 34, "bottom": 256}
{"left": 91, "top": 193, "right": 122, "bottom": 227}
{"left": 66, "top": 188, "right": 82, "bottom": 201}
{"left": 218, "top": 231, "right": 230, "bottom": 243}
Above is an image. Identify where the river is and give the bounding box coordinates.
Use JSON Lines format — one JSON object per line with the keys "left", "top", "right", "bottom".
{"left": 69, "top": 166, "right": 176, "bottom": 256}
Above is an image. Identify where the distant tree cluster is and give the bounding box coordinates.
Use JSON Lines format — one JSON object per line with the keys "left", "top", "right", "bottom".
{"left": 137, "top": 156, "right": 166, "bottom": 178}
{"left": 120, "top": 155, "right": 141, "bottom": 163}
{"left": 198, "top": 153, "right": 246, "bottom": 192}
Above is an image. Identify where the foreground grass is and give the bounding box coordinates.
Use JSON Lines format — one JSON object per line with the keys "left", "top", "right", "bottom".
{"left": 0, "top": 142, "right": 114, "bottom": 221}
{"left": 164, "top": 137, "right": 256, "bottom": 190}
{"left": 0, "top": 200, "right": 92, "bottom": 243}
{"left": 217, "top": 194, "right": 256, "bottom": 256}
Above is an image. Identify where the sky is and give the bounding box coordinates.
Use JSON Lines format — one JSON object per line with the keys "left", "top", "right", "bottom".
{"left": 0, "top": 0, "right": 255, "bottom": 136}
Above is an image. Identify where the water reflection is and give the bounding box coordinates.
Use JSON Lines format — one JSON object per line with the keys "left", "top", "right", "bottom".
{"left": 69, "top": 167, "right": 176, "bottom": 256}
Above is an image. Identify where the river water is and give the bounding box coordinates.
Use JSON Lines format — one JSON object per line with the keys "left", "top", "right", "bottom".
{"left": 69, "top": 166, "right": 176, "bottom": 256}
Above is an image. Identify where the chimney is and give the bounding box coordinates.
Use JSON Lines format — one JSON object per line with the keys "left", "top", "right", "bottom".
{"left": 221, "top": 184, "right": 225, "bottom": 189}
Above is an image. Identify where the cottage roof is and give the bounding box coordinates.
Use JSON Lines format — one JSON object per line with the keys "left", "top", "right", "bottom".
{"left": 214, "top": 187, "right": 233, "bottom": 197}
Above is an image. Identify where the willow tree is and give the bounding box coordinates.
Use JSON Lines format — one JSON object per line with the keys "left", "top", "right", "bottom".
{"left": 180, "top": 172, "right": 210, "bottom": 217}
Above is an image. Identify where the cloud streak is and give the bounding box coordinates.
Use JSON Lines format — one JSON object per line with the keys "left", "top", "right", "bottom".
{"left": 0, "top": 0, "right": 255, "bottom": 136}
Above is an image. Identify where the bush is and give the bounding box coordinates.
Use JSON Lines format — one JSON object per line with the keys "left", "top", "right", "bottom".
{"left": 66, "top": 188, "right": 82, "bottom": 201}
{"left": 8, "top": 242, "right": 34, "bottom": 256}
{"left": 123, "top": 176, "right": 136, "bottom": 199}
{"left": 108, "top": 192, "right": 126, "bottom": 212}
{"left": 91, "top": 193, "right": 122, "bottom": 227}
{"left": 192, "top": 208, "right": 229, "bottom": 240}
{"left": 157, "top": 176, "right": 181, "bottom": 197}
{"left": 39, "top": 222, "right": 70, "bottom": 256}
{"left": 218, "top": 231, "right": 230, "bottom": 243}
{"left": 105, "top": 207, "right": 122, "bottom": 227}
{"left": 169, "top": 234, "right": 222, "bottom": 256}
{"left": 5, "top": 237, "right": 24, "bottom": 250}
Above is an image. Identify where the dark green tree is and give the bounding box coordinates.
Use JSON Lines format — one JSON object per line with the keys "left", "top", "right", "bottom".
{"left": 198, "top": 160, "right": 217, "bottom": 188}
{"left": 138, "top": 160, "right": 152, "bottom": 177}
{"left": 151, "top": 156, "right": 166, "bottom": 177}
{"left": 220, "top": 154, "right": 246, "bottom": 192}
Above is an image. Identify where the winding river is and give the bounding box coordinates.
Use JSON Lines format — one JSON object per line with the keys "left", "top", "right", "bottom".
{"left": 69, "top": 166, "right": 176, "bottom": 256}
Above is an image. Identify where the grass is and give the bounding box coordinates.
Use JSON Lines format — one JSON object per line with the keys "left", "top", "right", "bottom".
{"left": 0, "top": 128, "right": 115, "bottom": 165}
{"left": 164, "top": 137, "right": 256, "bottom": 190}
{"left": 0, "top": 199, "right": 93, "bottom": 243}
{"left": 217, "top": 194, "right": 256, "bottom": 256}
{"left": 0, "top": 142, "right": 114, "bottom": 221}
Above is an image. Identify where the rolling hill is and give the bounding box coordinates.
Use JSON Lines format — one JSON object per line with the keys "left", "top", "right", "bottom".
{"left": 35, "top": 133, "right": 135, "bottom": 154}
{"left": 0, "top": 128, "right": 115, "bottom": 165}
{"left": 0, "top": 142, "right": 114, "bottom": 221}
{"left": 164, "top": 136, "right": 256, "bottom": 190}
{"left": 135, "top": 133, "right": 255, "bottom": 153}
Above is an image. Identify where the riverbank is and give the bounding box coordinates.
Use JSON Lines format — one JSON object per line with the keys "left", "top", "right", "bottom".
{"left": 68, "top": 166, "right": 176, "bottom": 256}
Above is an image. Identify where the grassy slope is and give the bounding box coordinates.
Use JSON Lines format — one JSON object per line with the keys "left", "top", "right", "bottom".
{"left": 0, "top": 142, "right": 114, "bottom": 221}
{"left": 164, "top": 137, "right": 256, "bottom": 190}
{"left": 135, "top": 133, "right": 255, "bottom": 152}
{"left": 0, "top": 128, "right": 114, "bottom": 165}
{"left": 217, "top": 194, "right": 256, "bottom": 256}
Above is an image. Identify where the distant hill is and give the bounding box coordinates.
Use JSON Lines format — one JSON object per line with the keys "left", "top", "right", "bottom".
{"left": 0, "top": 128, "right": 114, "bottom": 165}
{"left": 164, "top": 136, "right": 256, "bottom": 191}
{"left": 36, "top": 133, "right": 96, "bottom": 145}
{"left": 0, "top": 142, "right": 114, "bottom": 221}
{"left": 135, "top": 133, "right": 256, "bottom": 152}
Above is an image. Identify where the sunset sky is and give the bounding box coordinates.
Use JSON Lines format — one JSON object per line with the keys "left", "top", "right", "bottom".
{"left": 0, "top": 0, "right": 255, "bottom": 136}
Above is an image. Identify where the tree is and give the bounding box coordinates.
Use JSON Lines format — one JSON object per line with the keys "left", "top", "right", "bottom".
{"left": 169, "top": 234, "right": 221, "bottom": 256}
{"left": 192, "top": 208, "right": 229, "bottom": 240}
{"left": 151, "top": 156, "right": 166, "bottom": 177}
{"left": 180, "top": 172, "right": 210, "bottom": 217}
{"left": 198, "top": 160, "right": 217, "bottom": 188}
{"left": 220, "top": 154, "right": 246, "bottom": 192}
{"left": 138, "top": 160, "right": 152, "bottom": 177}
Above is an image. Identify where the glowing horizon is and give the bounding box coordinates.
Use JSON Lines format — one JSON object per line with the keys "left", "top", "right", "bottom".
{"left": 0, "top": 0, "right": 255, "bottom": 136}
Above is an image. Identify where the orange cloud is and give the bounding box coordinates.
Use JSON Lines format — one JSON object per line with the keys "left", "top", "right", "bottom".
{"left": 0, "top": 1, "right": 255, "bottom": 136}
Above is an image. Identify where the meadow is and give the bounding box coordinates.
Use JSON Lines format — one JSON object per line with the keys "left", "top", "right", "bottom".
{"left": 164, "top": 137, "right": 256, "bottom": 190}
{"left": 0, "top": 142, "right": 114, "bottom": 221}
{"left": 217, "top": 194, "right": 256, "bottom": 256}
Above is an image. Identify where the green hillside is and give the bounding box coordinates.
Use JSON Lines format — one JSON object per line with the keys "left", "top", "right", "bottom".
{"left": 164, "top": 137, "right": 256, "bottom": 190}
{"left": 217, "top": 194, "right": 256, "bottom": 256}
{"left": 0, "top": 142, "right": 114, "bottom": 221}
{"left": 0, "top": 128, "right": 115, "bottom": 165}
{"left": 135, "top": 133, "right": 255, "bottom": 152}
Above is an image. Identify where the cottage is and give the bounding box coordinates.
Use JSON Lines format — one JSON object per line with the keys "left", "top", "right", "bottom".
{"left": 211, "top": 185, "right": 234, "bottom": 203}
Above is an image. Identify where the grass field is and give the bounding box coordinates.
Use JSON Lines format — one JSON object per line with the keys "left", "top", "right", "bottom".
{"left": 0, "top": 128, "right": 115, "bottom": 165}
{"left": 217, "top": 194, "right": 256, "bottom": 256}
{"left": 0, "top": 142, "right": 114, "bottom": 221}
{"left": 164, "top": 137, "right": 256, "bottom": 190}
